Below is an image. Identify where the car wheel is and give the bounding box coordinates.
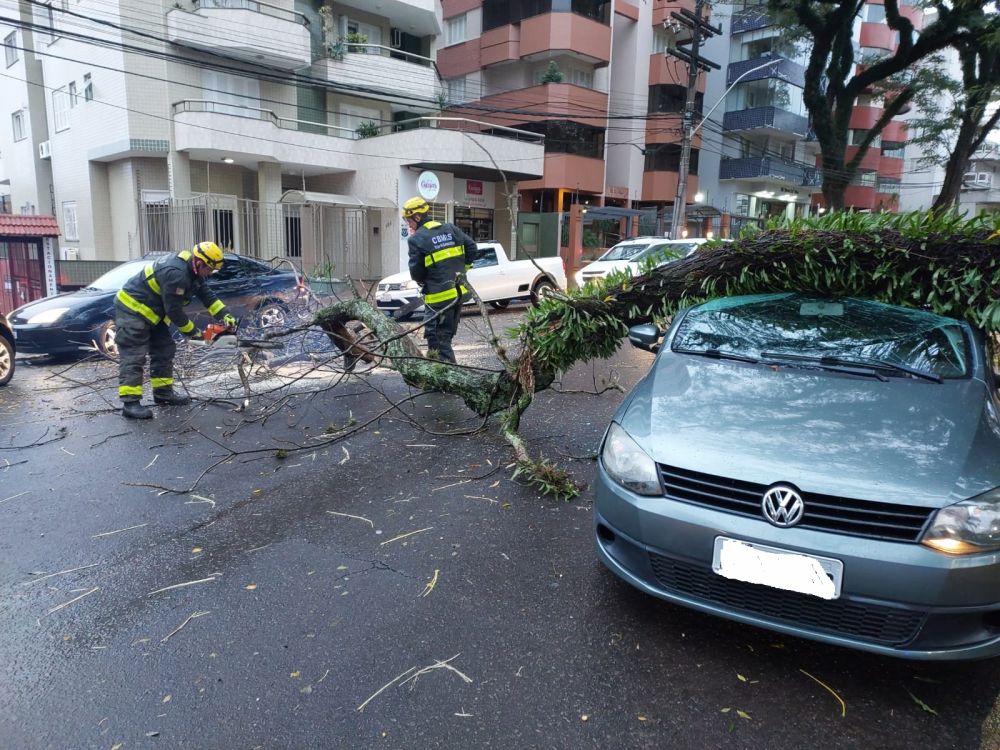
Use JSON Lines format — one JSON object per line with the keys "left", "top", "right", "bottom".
{"left": 530, "top": 279, "right": 555, "bottom": 307}
{"left": 489, "top": 299, "right": 510, "bottom": 310}
{"left": 0, "top": 336, "right": 13, "bottom": 386}
{"left": 95, "top": 320, "right": 119, "bottom": 359}
{"left": 255, "top": 301, "right": 289, "bottom": 329}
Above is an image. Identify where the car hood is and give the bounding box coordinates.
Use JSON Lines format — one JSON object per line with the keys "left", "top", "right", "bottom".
{"left": 579, "top": 260, "right": 634, "bottom": 277}
{"left": 11, "top": 289, "right": 111, "bottom": 321}
{"left": 379, "top": 271, "right": 413, "bottom": 285}
{"left": 616, "top": 355, "right": 1000, "bottom": 508}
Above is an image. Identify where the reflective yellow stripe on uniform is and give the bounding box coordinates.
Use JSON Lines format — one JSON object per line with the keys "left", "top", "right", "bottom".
{"left": 116, "top": 289, "right": 161, "bottom": 325}
{"left": 424, "top": 246, "right": 463, "bottom": 267}
{"left": 423, "top": 284, "right": 467, "bottom": 305}
{"left": 119, "top": 385, "right": 143, "bottom": 396}
{"left": 144, "top": 265, "right": 161, "bottom": 295}
{"left": 151, "top": 377, "right": 173, "bottom": 388}
{"left": 424, "top": 221, "right": 442, "bottom": 229}
{"left": 207, "top": 300, "right": 225, "bottom": 316}
{"left": 178, "top": 250, "right": 192, "bottom": 261}
{"left": 177, "top": 320, "right": 195, "bottom": 334}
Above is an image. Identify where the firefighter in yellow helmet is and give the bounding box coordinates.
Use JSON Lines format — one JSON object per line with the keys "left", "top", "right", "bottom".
{"left": 402, "top": 196, "right": 481, "bottom": 363}
{"left": 114, "top": 241, "right": 237, "bottom": 419}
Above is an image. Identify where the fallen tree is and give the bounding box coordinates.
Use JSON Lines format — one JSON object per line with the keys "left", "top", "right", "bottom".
{"left": 311, "top": 212, "right": 1000, "bottom": 499}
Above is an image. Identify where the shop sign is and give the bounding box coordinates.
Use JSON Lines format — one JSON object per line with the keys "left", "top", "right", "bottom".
{"left": 466, "top": 180, "right": 483, "bottom": 195}
{"left": 418, "top": 171, "right": 440, "bottom": 200}
{"left": 607, "top": 185, "right": 629, "bottom": 200}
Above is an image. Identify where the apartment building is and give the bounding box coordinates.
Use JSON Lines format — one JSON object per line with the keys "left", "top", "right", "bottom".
{"left": 0, "top": 0, "right": 543, "bottom": 281}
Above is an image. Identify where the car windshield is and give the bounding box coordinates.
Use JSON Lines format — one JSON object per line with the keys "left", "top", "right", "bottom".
{"left": 632, "top": 242, "right": 697, "bottom": 264}
{"left": 598, "top": 242, "right": 652, "bottom": 261}
{"left": 672, "top": 293, "right": 971, "bottom": 379}
{"left": 85, "top": 261, "right": 147, "bottom": 290}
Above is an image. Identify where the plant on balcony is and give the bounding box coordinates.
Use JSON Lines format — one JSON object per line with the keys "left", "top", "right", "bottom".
{"left": 345, "top": 32, "right": 368, "bottom": 53}
{"left": 355, "top": 120, "right": 379, "bottom": 138}
{"left": 540, "top": 60, "right": 564, "bottom": 84}
{"left": 326, "top": 40, "right": 345, "bottom": 60}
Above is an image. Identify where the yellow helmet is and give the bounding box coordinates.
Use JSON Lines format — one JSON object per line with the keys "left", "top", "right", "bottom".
{"left": 402, "top": 196, "right": 430, "bottom": 219}
{"left": 192, "top": 241, "right": 225, "bottom": 270}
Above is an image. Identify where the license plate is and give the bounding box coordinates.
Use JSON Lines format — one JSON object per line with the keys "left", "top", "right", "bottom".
{"left": 712, "top": 537, "right": 843, "bottom": 600}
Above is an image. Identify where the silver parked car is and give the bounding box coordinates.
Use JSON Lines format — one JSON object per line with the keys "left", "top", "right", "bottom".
{"left": 595, "top": 293, "right": 1000, "bottom": 660}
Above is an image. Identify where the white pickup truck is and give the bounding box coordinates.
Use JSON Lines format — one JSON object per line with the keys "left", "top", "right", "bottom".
{"left": 376, "top": 241, "right": 567, "bottom": 319}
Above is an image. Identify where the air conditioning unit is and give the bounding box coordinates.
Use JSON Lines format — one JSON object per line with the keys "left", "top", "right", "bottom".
{"left": 390, "top": 28, "right": 402, "bottom": 48}
{"left": 62, "top": 247, "right": 79, "bottom": 260}
{"left": 38, "top": 140, "right": 51, "bottom": 159}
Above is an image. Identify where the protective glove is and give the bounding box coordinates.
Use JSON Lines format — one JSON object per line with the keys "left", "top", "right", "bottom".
{"left": 189, "top": 328, "right": 203, "bottom": 341}
{"left": 222, "top": 313, "right": 238, "bottom": 328}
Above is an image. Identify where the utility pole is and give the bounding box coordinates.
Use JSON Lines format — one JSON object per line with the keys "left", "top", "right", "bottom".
{"left": 666, "top": 0, "right": 720, "bottom": 239}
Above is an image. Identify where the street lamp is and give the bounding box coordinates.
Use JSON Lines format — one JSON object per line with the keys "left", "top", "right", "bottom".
{"left": 670, "top": 57, "right": 783, "bottom": 239}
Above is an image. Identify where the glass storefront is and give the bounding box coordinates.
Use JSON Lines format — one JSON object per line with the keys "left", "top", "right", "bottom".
{"left": 454, "top": 206, "right": 495, "bottom": 242}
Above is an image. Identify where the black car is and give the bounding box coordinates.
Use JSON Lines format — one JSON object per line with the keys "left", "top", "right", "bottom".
{"left": 0, "top": 311, "right": 14, "bottom": 385}
{"left": 10, "top": 253, "right": 302, "bottom": 358}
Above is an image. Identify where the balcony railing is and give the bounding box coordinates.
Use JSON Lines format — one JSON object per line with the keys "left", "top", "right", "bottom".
{"left": 173, "top": 100, "right": 356, "bottom": 139}
{"left": 323, "top": 42, "right": 436, "bottom": 70}
{"left": 720, "top": 156, "right": 819, "bottom": 187}
{"left": 728, "top": 54, "right": 805, "bottom": 88}
{"left": 723, "top": 106, "right": 809, "bottom": 137}
{"left": 193, "top": 0, "right": 308, "bottom": 26}
{"left": 731, "top": 5, "right": 771, "bottom": 34}
{"left": 372, "top": 116, "right": 546, "bottom": 144}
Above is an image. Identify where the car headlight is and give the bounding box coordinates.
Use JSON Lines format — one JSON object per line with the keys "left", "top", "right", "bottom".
{"left": 922, "top": 489, "right": 1000, "bottom": 554}
{"left": 401, "top": 279, "right": 420, "bottom": 291}
{"left": 27, "top": 307, "right": 70, "bottom": 325}
{"left": 601, "top": 422, "right": 661, "bottom": 496}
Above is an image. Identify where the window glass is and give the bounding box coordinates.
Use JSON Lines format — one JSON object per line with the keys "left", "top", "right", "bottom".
{"left": 471, "top": 248, "right": 499, "bottom": 268}
{"left": 87, "top": 261, "right": 147, "bottom": 290}
{"left": 4, "top": 31, "right": 17, "bottom": 67}
{"left": 62, "top": 201, "right": 78, "bottom": 241}
{"left": 599, "top": 242, "right": 651, "bottom": 261}
{"left": 11, "top": 110, "right": 25, "bottom": 141}
{"left": 446, "top": 14, "right": 466, "bottom": 45}
{"left": 673, "top": 293, "right": 971, "bottom": 378}
{"left": 520, "top": 120, "right": 605, "bottom": 158}
{"left": 52, "top": 87, "right": 70, "bottom": 131}
{"left": 648, "top": 84, "right": 703, "bottom": 115}
{"left": 644, "top": 144, "right": 699, "bottom": 175}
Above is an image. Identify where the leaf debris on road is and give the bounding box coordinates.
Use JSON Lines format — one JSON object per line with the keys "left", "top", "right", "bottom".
{"left": 161, "top": 610, "right": 210, "bottom": 642}
{"left": 800, "top": 669, "right": 846, "bottom": 718}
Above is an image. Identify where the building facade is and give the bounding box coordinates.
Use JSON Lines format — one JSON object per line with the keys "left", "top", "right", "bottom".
{"left": 0, "top": 0, "right": 543, "bottom": 280}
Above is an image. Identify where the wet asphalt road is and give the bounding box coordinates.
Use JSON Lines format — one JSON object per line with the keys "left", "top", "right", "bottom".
{"left": 1, "top": 305, "right": 999, "bottom": 750}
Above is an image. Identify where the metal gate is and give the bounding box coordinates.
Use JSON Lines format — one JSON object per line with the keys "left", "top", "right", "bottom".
{"left": 0, "top": 239, "right": 44, "bottom": 311}
{"left": 138, "top": 196, "right": 379, "bottom": 279}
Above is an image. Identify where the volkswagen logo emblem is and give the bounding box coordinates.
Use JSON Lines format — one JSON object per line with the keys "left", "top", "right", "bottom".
{"left": 761, "top": 485, "right": 805, "bottom": 527}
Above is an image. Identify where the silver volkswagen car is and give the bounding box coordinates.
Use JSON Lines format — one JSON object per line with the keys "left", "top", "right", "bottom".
{"left": 595, "top": 293, "right": 1000, "bottom": 660}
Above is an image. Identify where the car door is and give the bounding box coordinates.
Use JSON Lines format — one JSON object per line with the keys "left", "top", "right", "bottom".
{"left": 466, "top": 245, "right": 506, "bottom": 302}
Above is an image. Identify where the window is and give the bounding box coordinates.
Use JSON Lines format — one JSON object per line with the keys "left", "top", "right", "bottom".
{"left": 881, "top": 141, "right": 905, "bottom": 159}
{"left": 877, "top": 178, "right": 901, "bottom": 194}
{"left": 482, "top": 0, "right": 611, "bottom": 32}
{"left": 532, "top": 65, "right": 594, "bottom": 88}
{"left": 62, "top": 201, "right": 78, "bottom": 241}
{"left": 68, "top": 80, "right": 78, "bottom": 107}
{"left": 35, "top": 1, "right": 59, "bottom": 43}
{"left": 446, "top": 76, "right": 467, "bottom": 104}
{"left": 849, "top": 129, "right": 880, "bottom": 147}
{"left": 644, "top": 144, "right": 699, "bottom": 175}
{"left": 520, "top": 120, "right": 606, "bottom": 158}
{"left": 4, "top": 31, "right": 17, "bottom": 67}
{"left": 728, "top": 78, "right": 804, "bottom": 115}
{"left": 83, "top": 72, "right": 93, "bottom": 101}
{"left": 864, "top": 3, "right": 886, "bottom": 22}
{"left": 849, "top": 171, "right": 877, "bottom": 187}
{"left": 648, "top": 84, "right": 703, "bottom": 115}
{"left": 445, "top": 13, "right": 466, "bottom": 46}
{"left": 652, "top": 28, "right": 671, "bottom": 54}
{"left": 52, "top": 87, "right": 70, "bottom": 131}
{"left": 11, "top": 109, "right": 25, "bottom": 141}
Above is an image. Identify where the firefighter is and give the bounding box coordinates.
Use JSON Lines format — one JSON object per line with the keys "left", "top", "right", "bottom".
{"left": 402, "top": 196, "right": 480, "bottom": 364}
{"left": 114, "top": 241, "right": 237, "bottom": 419}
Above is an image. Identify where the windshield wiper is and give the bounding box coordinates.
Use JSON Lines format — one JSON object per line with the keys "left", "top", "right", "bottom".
{"left": 761, "top": 351, "right": 942, "bottom": 383}
{"left": 674, "top": 347, "right": 759, "bottom": 364}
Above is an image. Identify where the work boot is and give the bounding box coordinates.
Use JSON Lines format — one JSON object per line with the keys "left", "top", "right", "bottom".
{"left": 153, "top": 389, "right": 191, "bottom": 406}
{"left": 122, "top": 401, "right": 153, "bottom": 419}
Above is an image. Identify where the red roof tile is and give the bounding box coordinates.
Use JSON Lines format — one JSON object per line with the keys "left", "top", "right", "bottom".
{"left": 0, "top": 214, "right": 61, "bottom": 237}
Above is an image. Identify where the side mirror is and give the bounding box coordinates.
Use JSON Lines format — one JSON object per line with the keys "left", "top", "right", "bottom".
{"left": 628, "top": 323, "right": 662, "bottom": 353}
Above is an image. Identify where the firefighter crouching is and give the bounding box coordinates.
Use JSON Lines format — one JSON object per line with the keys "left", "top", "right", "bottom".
{"left": 114, "top": 241, "right": 237, "bottom": 419}
{"left": 402, "top": 196, "right": 481, "bottom": 364}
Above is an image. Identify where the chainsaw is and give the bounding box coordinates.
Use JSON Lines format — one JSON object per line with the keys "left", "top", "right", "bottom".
{"left": 199, "top": 322, "right": 282, "bottom": 350}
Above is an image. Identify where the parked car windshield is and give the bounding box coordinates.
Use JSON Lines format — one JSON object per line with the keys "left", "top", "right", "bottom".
{"left": 598, "top": 242, "right": 652, "bottom": 262}
{"left": 673, "top": 293, "right": 971, "bottom": 378}
{"left": 633, "top": 242, "right": 696, "bottom": 264}
{"left": 85, "top": 261, "right": 147, "bottom": 291}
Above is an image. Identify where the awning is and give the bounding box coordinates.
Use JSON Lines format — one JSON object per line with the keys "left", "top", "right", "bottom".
{"left": 685, "top": 203, "right": 722, "bottom": 218}
{"left": 279, "top": 190, "right": 395, "bottom": 209}
{"left": 0, "top": 214, "right": 61, "bottom": 237}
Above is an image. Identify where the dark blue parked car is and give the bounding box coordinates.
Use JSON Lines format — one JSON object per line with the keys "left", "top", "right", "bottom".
{"left": 10, "top": 253, "right": 302, "bottom": 358}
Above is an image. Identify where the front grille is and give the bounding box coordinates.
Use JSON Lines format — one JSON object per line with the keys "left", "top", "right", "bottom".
{"left": 377, "top": 283, "right": 402, "bottom": 292}
{"left": 658, "top": 464, "right": 933, "bottom": 542}
{"left": 649, "top": 552, "right": 925, "bottom": 646}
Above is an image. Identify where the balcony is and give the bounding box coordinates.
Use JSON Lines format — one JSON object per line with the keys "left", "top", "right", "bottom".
{"left": 728, "top": 55, "right": 804, "bottom": 88}
{"left": 310, "top": 46, "right": 441, "bottom": 103}
{"left": 167, "top": 0, "right": 311, "bottom": 70}
{"left": 845, "top": 145, "right": 881, "bottom": 172}
{"left": 437, "top": 39, "right": 481, "bottom": 78}
{"left": 879, "top": 156, "right": 904, "bottom": 180}
{"left": 450, "top": 83, "right": 608, "bottom": 129}
{"left": 520, "top": 12, "right": 611, "bottom": 65}
{"left": 882, "top": 120, "right": 908, "bottom": 143}
{"left": 860, "top": 22, "right": 895, "bottom": 52}
{"left": 719, "top": 156, "right": 818, "bottom": 187}
{"left": 641, "top": 171, "right": 697, "bottom": 203}
{"left": 843, "top": 185, "right": 877, "bottom": 211}
{"left": 517, "top": 153, "right": 604, "bottom": 192}
{"left": 731, "top": 5, "right": 771, "bottom": 34}
{"left": 649, "top": 54, "right": 705, "bottom": 89}
{"left": 332, "top": 0, "right": 438, "bottom": 36}
{"left": 723, "top": 106, "right": 809, "bottom": 137}
{"left": 480, "top": 25, "right": 520, "bottom": 67}
{"left": 652, "top": 0, "right": 695, "bottom": 27}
